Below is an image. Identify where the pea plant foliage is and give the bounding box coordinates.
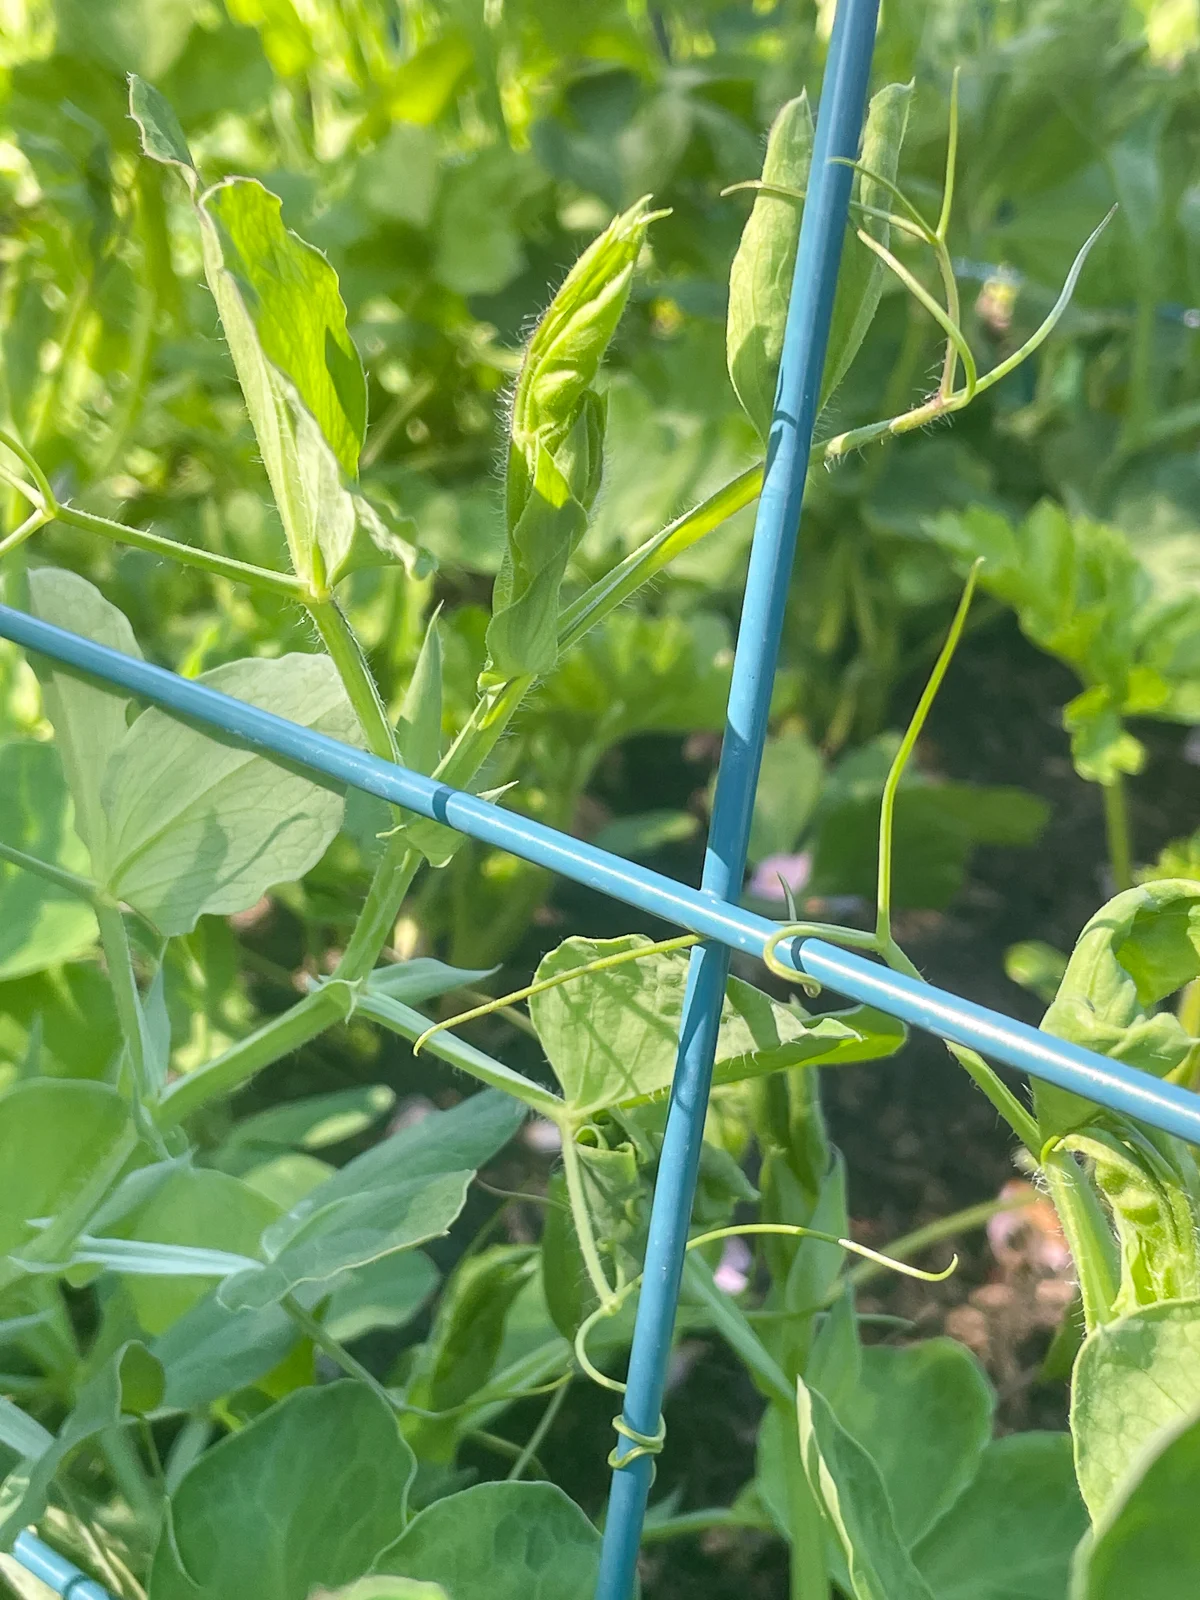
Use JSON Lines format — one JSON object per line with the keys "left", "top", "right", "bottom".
{"left": 0, "top": 65, "right": 1192, "bottom": 1600}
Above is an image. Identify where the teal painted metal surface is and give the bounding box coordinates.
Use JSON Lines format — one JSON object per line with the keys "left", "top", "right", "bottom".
{"left": 593, "top": 2, "right": 881, "bottom": 1592}
{"left": 11, "top": 1531, "right": 115, "bottom": 1598}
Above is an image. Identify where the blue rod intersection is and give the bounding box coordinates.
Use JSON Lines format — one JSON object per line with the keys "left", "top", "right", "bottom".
{"left": 594, "top": 1, "right": 881, "bottom": 1593}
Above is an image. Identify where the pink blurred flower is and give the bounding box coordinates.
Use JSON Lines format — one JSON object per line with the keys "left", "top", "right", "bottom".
{"left": 749, "top": 851, "right": 812, "bottom": 902}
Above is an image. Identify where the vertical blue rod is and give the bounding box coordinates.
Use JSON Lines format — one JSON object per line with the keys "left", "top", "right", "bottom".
{"left": 594, "top": 4, "right": 880, "bottom": 1595}
{"left": 11, "top": 1531, "right": 115, "bottom": 1599}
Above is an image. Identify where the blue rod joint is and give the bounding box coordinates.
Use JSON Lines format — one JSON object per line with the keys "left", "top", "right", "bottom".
{"left": 11, "top": 1531, "right": 115, "bottom": 1599}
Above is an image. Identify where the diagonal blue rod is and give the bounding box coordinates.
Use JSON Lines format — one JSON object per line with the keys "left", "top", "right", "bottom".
{"left": 594, "top": 4, "right": 881, "bottom": 1595}
{"left": 11, "top": 1531, "right": 114, "bottom": 1599}
{"left": 4, "top": 602, "right": 1200, "bottom": 1150}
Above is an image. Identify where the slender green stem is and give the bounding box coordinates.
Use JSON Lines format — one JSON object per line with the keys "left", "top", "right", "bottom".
{"left": 95, "top": 898, "right": 168, "bottom": 1156}
{"left": 414, "top": 933, "right": 699, "bottom": 1055}
{"left": 155, "top": 984, "right": 353, "bottom": 1130}
{"left": 855, "top": 229, "right": 977, "bottom": 398}
{"left": 53, "top": 501, "right": 308, "bottom": 600}
{"left": 0, "top": 506, "right": 51, "bottom": 561}
{"left": 506, "top": 1376, "right": 570, "bottom": 1482}
{"left": 0, "top": 840, "right": 100, "bottom": 904}
{"left": 0, "top": 426, "right": 56, "bottom": 509}
{"left": 309, "top": 598, "right": 400, "bottom": 764}
{"left": 1040, "top": 1148, "right": 1119, "bottom": 1329}
{"left": 876, "top": 563, "right": 981, "bottom": 944}
{"left": 556, "top": 465, "right": 763, "bottom": 655}
{"left": 935, "top": 68, "right": 960, "bottom": 244}
{"left": 282, "top": 1293, "right": 401, "bottom": 1413}
{"left": 1103, "top": 775, "right": 1134, "bottom": 892}
{"left": 332, "top": 837, "right": 422, "bottom": 980}
{"left": 561, "top": 1127, "right": 618, "bottom": 1307}
{"left": 640, "top": 1507, "right": 773, "bottom": 1545}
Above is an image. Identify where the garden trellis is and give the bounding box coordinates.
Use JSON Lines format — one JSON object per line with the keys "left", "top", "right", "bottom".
{"left": 2, "top": 1, "right": 1196, "bottom": 1596}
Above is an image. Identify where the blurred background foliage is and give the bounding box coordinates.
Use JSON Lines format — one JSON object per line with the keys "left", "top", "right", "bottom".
{"left": 2, "top": 0, "right": 1200, "bottom": 1083}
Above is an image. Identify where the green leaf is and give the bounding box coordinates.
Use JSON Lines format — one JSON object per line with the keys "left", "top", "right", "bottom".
{"left": 218, "top": 1169, "right": 472, "bottom": 1314}
{"left": 152, "top": 1291, "right": 300, "bottom": 1411}
{"left": 838, "top": 1340, "right": 994, "bottom": 1548}
{"left": 529, "top": 937, "right": 904, "bottom": 1115}
{"left": 317, "top": 1583, "right": 446, "bottom": 1600}
{"left": 796, "top": 1376, "right": 935, "bottom": 1600}
{"left": 1038, "top": 882, "right": 1200, "bottom": 1137}
{"left": 25, "top": 567, "right": 142, "bottom": 865}
{"left": 323, "top": 1251, "right": 439, "bottom": 1344}
{"left": 0, "top": 1080, "right": 134, "bottom": 1277}
{"left": 1071, "top": 1297, "right": 1200, "bottom": 1524}
{"left": 913, "top": 1434, "right": 1088, "bottom": 1600}
{"left": 102, "top": 1166, "right": 280, "bottom": 1334}
{"left": 485, "top": 200, "right": 656, "bottom": 682}
{"left": 1071, "top": 1407, "right": 1200, "bottom": 1599}
{"left": 403, "top": 1246, "right": 537, "bottom": 1458}
{"left": 396, "top": 609, "right": 444, "bottom": 777}
{"left": 148, "top": 1383, "right": 414, "bottom": 1600}
{"left": 365, "top": 959, "right": 497, "bottom": 1008}
{"left": 272, "top": 1090, "right": 525, "bottom": 1230}
{"left": 219, "top": 1085, "right": 398, "bottom": 1172}
{"left": 375, "top": 1481, "right": 600, "bottom": 1600}
{"left": 100, "top": 653, "right": 358, "bottom": 935}
{"left": 727, "top": 93, "right": 815, "bottom": 438}
{"left": 0, "top": 1341, "right": 163, "bottom": 1549}
{"left": 200, "top": 177, "right": 366, "bottom": 477}
{"left": 128, "top": 73, "right": 196, "bottom": 180}
{"left": 134, "top": 84, "right": 378, "bottom": 589}
{"left": 0, "top": 740, "right": 96, "bottom": 980}
{"left": 821, "top": 81, "right": 914, "bottom": 408}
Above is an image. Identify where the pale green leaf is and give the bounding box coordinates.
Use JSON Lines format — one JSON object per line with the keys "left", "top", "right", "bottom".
{"left": 375, "top": 1481, "right": 600, "bottom": 1600}
{"left": 727, "top": 93, "right": 815, "bottom": 438}
{"left": 148, "top": 1383, "right": 415, "bottom": 1600}
{"left": 913, "top": 1434, "right": 1088, "bottom": 1600}
{"left": 99, "top": 653, "right": 358, "bottom": 935}
{"left": 0, "top": 1080, "right": 134, "bottom": 1271}
{"left": 838, "top": 1341, "right": 994, "bottom": 1549}
{"left": 218, "top": 1170, "right": 472, "bottom": 1313}
{"left": 0, "top": 1397, "right": 52, "bottom": 1461}
{"left": 324, "top": 1251, "right": 439, "bottom": 1344}
{"left": 25, "top": 567, "right": 142, "bottom": 865}
{"left": 152, "top": 1291, "right": 300, "bottom": 1412}
{"left": 1071, "top": 1407, "right": 1200, "bottom": 1599}
{"left": 796, "top": 1376, "right": 935, "bottom": 1600}
{"left": 0, "top": 741, "right": 96, "bottom": 980}
{"left": 529, "top": 936, "right": 902, "bottom": 1115}
{"left": 1070, "top": 1296, "right": 1200, "bottom": 1523}
{"left": 128, "top": 73, "right": 196, "bottom": 180}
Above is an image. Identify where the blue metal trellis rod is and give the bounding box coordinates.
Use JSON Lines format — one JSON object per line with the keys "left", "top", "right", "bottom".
{"left": 3, "top": 598, "right": 1200, "bottom": 1144}
{"left": 594, "top": 2, "right": 880, "bottom": 1593}
{"left": 5, "top": 607, "right": 1200, "bottom": 1151}
{"left": 10, "top": 1531, "right": 115, "bottom": 1599}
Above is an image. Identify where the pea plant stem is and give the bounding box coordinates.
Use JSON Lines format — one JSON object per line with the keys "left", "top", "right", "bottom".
{"left": 308, "top": 598, "right": 400, "bottom": 765}
{"left": 95, "top": 898, "right": 168, "bottom": 1157}
{"left": 281, "top": 1293, "right": 401, "bottom": 1416}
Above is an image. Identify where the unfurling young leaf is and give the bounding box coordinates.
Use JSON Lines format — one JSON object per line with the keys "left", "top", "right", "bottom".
{"left": 483, "top": 198, "right": 658, "bottom": 683}
{"left": 130, "top": 76, "right": 427, "bottom": 593}
{"left": 727, "top": 93, "right": 815, "bottom": 439}
{"left": 726, "top": 82, "right": 912, "bottom": 439}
